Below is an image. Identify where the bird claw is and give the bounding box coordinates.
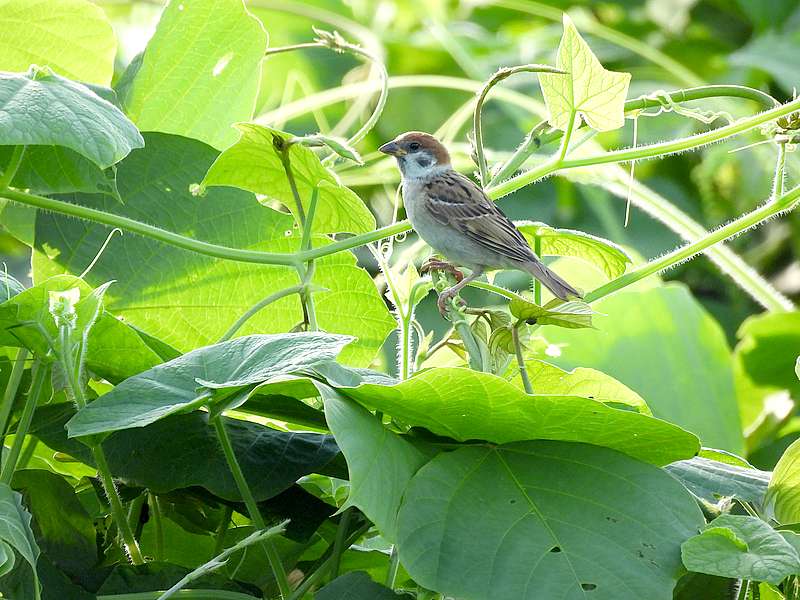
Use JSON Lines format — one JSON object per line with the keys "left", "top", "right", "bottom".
{"left": 436, "top": 290, "right": 466, "bottom": 315}
{"left": 420, "top": 258, "right": 464, "bottom": 283}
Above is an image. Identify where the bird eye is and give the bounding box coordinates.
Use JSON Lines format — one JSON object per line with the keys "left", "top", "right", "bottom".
{"left": 408, "top": 142, "right": 421, "bottom": 151}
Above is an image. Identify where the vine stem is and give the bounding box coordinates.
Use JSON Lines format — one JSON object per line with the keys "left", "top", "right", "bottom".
{"left": 217, "top": 285, "right": 306, "bottom": 342}
{"left": 0, "top": 348, "right": 29, "bottom": 449}
{"left": 385, "top": 545, "right": 400, "bottom": 588}
{"left": 98, "top": 592, "right": 258, "bottom": 600}
{"left": 211, "top": 417, "right": 291, "bottom": 599}
{"left": 328, "top": 506, "right": 353, "bottom": 581}
{"left": 57, "top": 325, "right": 144, "bottom": 565}
{"left": 511, "top": 324, "right": 533, "bottom": 394}
{"left": 585, "top": 185, "right": 800, "bottom": 303}
{"left": 473, "top": 64, "right": 565, "bottom": 185}
{"left": 0, "top": 360, "right": 46, "bottom": 484}
{"left": 533, "top": 236, "right": 542, "bottom": 305}
{"left": 150, "top": 493, "right": 164, "bottom": 563}
{"left": 487, "top": 96, "right": 800, "bottom": 199}
{"left": 212, "top": 505, "right": 233, "bottom": 557}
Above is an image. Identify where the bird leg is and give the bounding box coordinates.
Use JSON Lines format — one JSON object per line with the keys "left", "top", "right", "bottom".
{"left": 420, "top": 257, "right": 464, "bottom": 282}
{"left": 437, "top": 270, "right": 482, "bottom": 315}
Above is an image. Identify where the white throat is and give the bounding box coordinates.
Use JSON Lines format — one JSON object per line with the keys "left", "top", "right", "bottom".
{"left": 399, "top": 157, "right": 449, "bottom": 181}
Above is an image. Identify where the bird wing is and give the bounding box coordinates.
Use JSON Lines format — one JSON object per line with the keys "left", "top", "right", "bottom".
{"left": 423, "top": 171, "right": 536, "bottom": 264}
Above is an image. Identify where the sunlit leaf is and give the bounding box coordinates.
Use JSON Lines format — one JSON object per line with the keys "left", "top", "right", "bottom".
{"left": 766, "top": 438, "right": 800, "bottom": 525}
{"left": 0, "top": 0, "right": 116, "bottom": 85}
{"left": 398, "top": 441, "right": 703, "bottom": 600}
{"left": 681, "top": 514, "right": 800, "bottom": 584}
{"left": 665, "top": 456, "right": 771, "bottom": 505}
{"left": 340, "top": 367, "right": 699, "bottom": 465}
{"left": 540, "top": 14, "right": 632, "bottom": 131}
{"left": 509, "top": 295, "right": 595, "bottom": 329}
{"left": 0, "top": 68, "right": 143, "bottom": 168}
{"left": 295, "top": 133, "right": 364, "bottom": 165}
{"left": 118, "top": 0, "right": 267, "bottom": 149}
{"left": 517, "top": 222, "right": 631, "bottom": 279}
{"left": 515, "top": 358, "right": 650, "bottom": 414}
{"left": 201, "top": 124, "right": 375, "bottom": 234}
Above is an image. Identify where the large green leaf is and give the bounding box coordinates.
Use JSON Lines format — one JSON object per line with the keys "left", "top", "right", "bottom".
{"left": 119, "top": 0, "right": 267, "bottom": 149}
{"left": 539, "top": 15, "right": 631, "bottom": 132}
{"left": 0, "top": 483, "right": 39, "bottom": 584}
{"left": 202, "top": 124, "right": 375, "bottom": 234}
{"left": 315, "top": 571, "right": 403, "bottom": 600}
{"left": 681, "top": 514, "right": 800, "bottom": 584}
{"left": 514, "top": 358, "right": 650, "bottom": 415}
{"left": 12, "top": 470, "right": 95, "bottom": 585}
{"left": 0, "top": 275, "right": 161, "bottom": 381}
{"left": 397, "top": 441, "right": 704, "bottom": 600}
{"left": 665, "top": 457, "right": 771, "bottom": 505}
{"left": 0, "top": 145, "right": 112, "bottom": 196}
{"left": 517, "top": 222, "right": 631, "bottom": 279}
{"left": 341, "top": 367, "right": 699, "bottom": 465}
{"left": 321, "top": 387, "right": 430, "bottom": 541}
{"left": 35, "top": 405, "right": 340, "bottom": 502}
{"left": 0, "top": 0, "right": 116, "bottom": 85}
{"left": 33, "top": 133, "right": 394, "bottom": 366}
{"left": 509, "top": 296, "right": 595, "bottom": 329}
{"left": 544, "top": 285, "right": 744, "bottom": 453}
{"left": 0, "top": 68, "right": 143, "bottom": 168}
{"left": 766, "top": 438, "right": 800, "bottom": 525}
{"left": 67, "top": 332, "right": 353, "bottom": 437}
{"left": 730, "top": 31, "right": 800, "bottom": 94}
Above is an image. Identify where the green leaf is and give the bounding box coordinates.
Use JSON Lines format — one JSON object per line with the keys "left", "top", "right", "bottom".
{"left": 735, "top": 311, "right": 800, "bottom": 397}
{"left": 0, "top": 0, "right": 116, "bottom": 85}
{"left": 67, "top": 332, "right": 352, "bottom": 437}
{"left": 0, "top": 145, "right": 113, "bottom": 196}
{"left": 0, "top": 68, "right": 143, "bottom": 168}
{"left": 665, "top": 456, "right": 771, "bottom": 505}
{"left": 0, "top": 275, "right": 161, "bottom": 381}
{"left": 544, "top": 285, "right": 744, "bottom": 453}
{"left": 0, "top": 272, "right": 24, "bottom": 303}
{"left": 517, "top": 222, "right": 631, "bottom": 279}
{"left": 509, "top": 296, "right": 595, "bottom": 329}
{"left": 118, "top": 0, "right": 267, "bottom": 149}
{"left": 516, "top": 358, "right": 650, "bottom": 415}
{"left": 36, "top": 405, "right": 341, "bottom": 502}
{"left": 0, "top": 541, "right": 14, "bottom": 579}
{"left": 12, "top": 470, "right": 96, "bottom": 584}
{"left": 730, "top": 31, "right": 800, "bottom": 94}
{"left": 315, "top": 571, "right": 403, "bottom": 599}
{"left": 766, "top": 438, "right": 800, "bottom": 525}
{"left": 539, "top": 14, "right": 632, "bottom": 132}
{"left": 0, "top": 483, "right": 39, "bottom": 581}
{"left": 681, "top": 514, "right": 800, "bottom": 584}
{"left": 341, "top": 367, "right": 699, "bottom": 465}
{"left": 201, "top": 124, "right": 375, "bottom": 234}
{"left": 33, "top": 133, "right": 394, "bottom": 366}
{"left": 321, "top": 387, "right": 430, "bottom": 540}
{"left": 397, "top": 441, "right": 704, "bottom": 600}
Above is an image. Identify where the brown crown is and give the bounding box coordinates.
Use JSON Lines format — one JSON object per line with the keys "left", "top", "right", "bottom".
{"left": 395, "top": 131, "right": 451, "bottom": 165}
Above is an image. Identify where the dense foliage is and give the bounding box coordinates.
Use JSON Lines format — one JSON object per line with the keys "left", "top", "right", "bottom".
{"left": 1, "top": 1, "right": 800, "bottom": 599}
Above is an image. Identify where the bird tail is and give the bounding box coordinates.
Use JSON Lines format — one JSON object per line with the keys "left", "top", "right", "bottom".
{"left": 523, "top": 260, "right": 582, "bottom": 301}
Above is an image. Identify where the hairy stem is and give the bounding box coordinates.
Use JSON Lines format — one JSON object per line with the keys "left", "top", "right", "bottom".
{"left": 473, "top": 64, "right": 564, "bottom": 184}
{"left": 218, "top": 285, "right": 306, "bottom": 342}
{"left": 0, "top": 360, "right": 46, "bottom": 484}
{"left": 0, "top": 348, "right": 29, "bottom": 449}
{"left": 585, "top": 185, "right": 800, "bottom": 304}
{"left": 511, "top": 324, "right": 533, "bottom": 394}
{"left": 212, "top": 417, "right": 291, "bottom": 599}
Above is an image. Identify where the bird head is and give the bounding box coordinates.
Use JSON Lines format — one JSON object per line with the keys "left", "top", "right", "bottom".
{"left": 379, "top": 131, "right": 451, "bottom": 179}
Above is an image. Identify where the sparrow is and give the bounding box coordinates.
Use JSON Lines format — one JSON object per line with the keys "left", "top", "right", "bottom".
{"left": 379, "top": 131, "right": 581, "bottom": 314}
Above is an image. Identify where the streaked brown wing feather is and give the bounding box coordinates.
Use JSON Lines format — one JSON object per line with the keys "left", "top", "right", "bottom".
{"left": 423, "top": 171, "right": 535, "bottom": 264}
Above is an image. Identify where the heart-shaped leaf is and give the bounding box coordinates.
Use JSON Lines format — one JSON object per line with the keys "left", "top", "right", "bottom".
{"left": 398, "top": 441, "right": 703, "bottom": 600}
{"left": 681, "top": 514, "right": 800, "bottom": 584}
{"left": 0, "top": 67, "right": 143, "bottom": 168}
{"left": 201, "top": 124, "right": 375, "bottom": 234}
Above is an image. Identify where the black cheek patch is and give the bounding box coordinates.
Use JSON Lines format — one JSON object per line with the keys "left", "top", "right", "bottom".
{"left": 416, "top": 156, "right": 432, "bottom": 168}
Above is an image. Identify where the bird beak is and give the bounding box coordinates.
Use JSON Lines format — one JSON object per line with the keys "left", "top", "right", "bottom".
{"left": 379, "top": 141, "right": 406, "bottom": 156}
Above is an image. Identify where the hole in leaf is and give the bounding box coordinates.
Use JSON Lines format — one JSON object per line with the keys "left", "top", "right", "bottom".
{"left": 509, "top": 499, "right": 517, "bottom": 504}
{"left": 606, "top": 516, "right": 618, "bottom": 523}
{"left": 581, "top": 583, "right": 597, "bottom": 591}
{"left": 549, "top": 546, "right": 561, "bottom": 553}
